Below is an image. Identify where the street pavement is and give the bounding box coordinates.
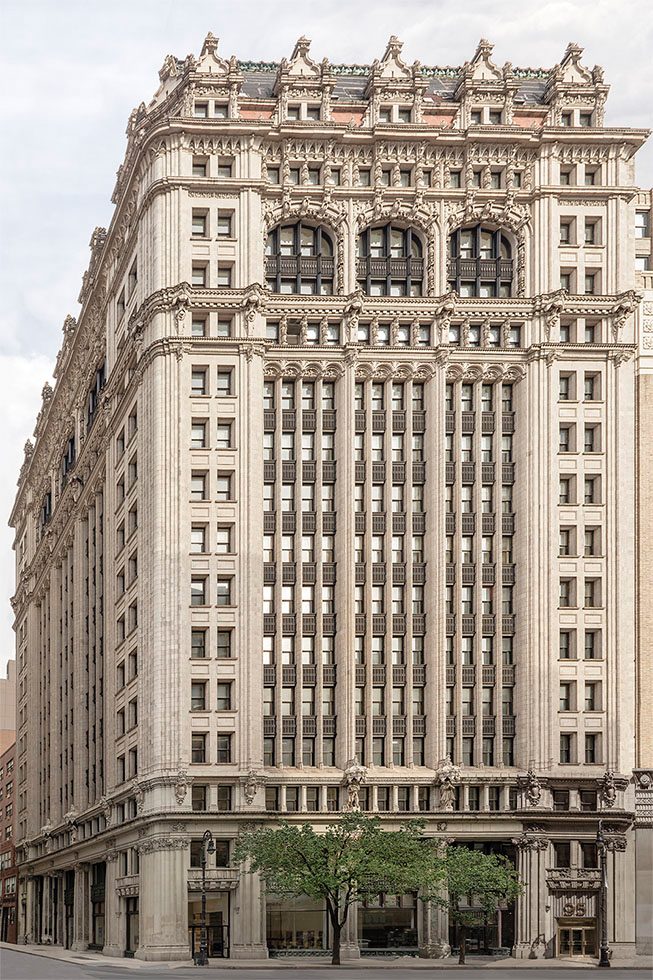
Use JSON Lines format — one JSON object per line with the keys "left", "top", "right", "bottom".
{"left": 1, "top": 948, "right": 651, "bottom": 980}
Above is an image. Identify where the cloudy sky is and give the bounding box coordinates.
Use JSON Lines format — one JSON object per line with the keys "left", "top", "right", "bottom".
{"left": 0, "top": 0, "right": 651, "bottom": 674}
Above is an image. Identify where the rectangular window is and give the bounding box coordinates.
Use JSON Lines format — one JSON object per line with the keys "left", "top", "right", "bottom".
{"left": 216, "top": 525, "right": 233, "bottom": 555}
{"left": 216, "top": 369, "right": 233, "bottom": 396}
{"left": 191, "top": 682, "right": 207, "bottom": 712}
{"left": 215, "top": 630, "right": 232, "bottom": 661}
{"left": 552, "top": 789, "right": 570, "bottom": 811}
{"left": 191, "top": 577, "right": 207, "bottom": 606}
{"left": 216, "top": 473, "right": 232, "bottom": 501}
{"left": 585, "top": 733, "right": 599, "bottom": 764}
{"left": 191, "top": 734, "right": 206, "bottom": 764}
{"left": 191, "top": 472, "right": 208, "bottom": 500}
{"left": 216, "top": 421, "right": 232, "bottom": 448}
{"left": 584, "top": 631, "right": 598, "bottom": 660}
{"left": 217, "top": 213, "right": 233, "bottom": 237}
{"left": 217, "top": 682, "right": 232, "bottom": 711}
{"left": 217, "top": 786, "right": 232, "bottom": 811}
{"left": 560, "top": 733, "right": 574, "bottom": 764}
{"left": 191, "top": 421, "right": 207, "bottom": 448}
{"left": 192, "top": 212, "right": 208, "bottom": 238}
{"left": 192, "top": 265, "right": 207, "bottom": 287}
{"left": 191, "top": 629, "right": 207, "bottom": 659}
{"left": 217, "top": 734, "right": 232, "bottom": 764}
{"left": 190, "top": 525, "right": 207, "bottom": 554}
{"left": 216, "top": 578, "right": 232, "bottom": 606}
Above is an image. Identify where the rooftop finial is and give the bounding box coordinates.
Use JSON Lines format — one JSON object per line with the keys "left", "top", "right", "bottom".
{"left": 201, "top": 32, "right": 218, "bottom": 57}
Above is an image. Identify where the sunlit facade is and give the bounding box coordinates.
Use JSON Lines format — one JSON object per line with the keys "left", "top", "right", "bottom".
{"left": 10, "top": 34, "right": 651, "bottom": 960}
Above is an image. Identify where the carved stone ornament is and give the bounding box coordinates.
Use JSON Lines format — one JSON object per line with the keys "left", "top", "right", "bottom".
{"left": 598, "top": 769, "right": 617, "bottom": 808}
{"left": 512, "top": 833, "right": 548, "bottom": 852}
{"left": 99, "top": 796, "right": 113, "bottom": 827}
{"left": 433, "top": 757, "right": 461, "bottom": 811}
{"left": 174, "top": 768, "right": 190, "bottom": 805}
{"left": 342, "top": 758, "right": 368, "bottom": 811}
{"left": 132, "top": 779, "right": 145, "bottom": 814}
{"left": 242, "top": 769, "right": 265, "bottom": 805}
{"left": 63, "top": 809, "right": 78, "bottom": 843}
{"left": 523, "top": 769, "right": 542, "bottom": 806}
{"left": 138, "top": 835, "right": 188, "bottom": 854}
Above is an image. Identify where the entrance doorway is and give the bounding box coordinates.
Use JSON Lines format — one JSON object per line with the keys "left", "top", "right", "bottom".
{"left": 189, "top": 918, "right": 229, "bottom": 959}
{"left": 125, "top": 898, "right": 139, "bottom": 957}
{"left": 188, "top": 895, "right": 230, "bottom": 959}
{"left": 558, "top": 921, "right": 597, "bottom": 957}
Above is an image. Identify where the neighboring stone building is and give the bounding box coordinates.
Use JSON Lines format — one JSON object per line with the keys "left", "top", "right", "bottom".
{"left": 0, "top": 742, "right": 17, "bottom": 942}
{"left": 9, "top": 34, "right": 651, "bottom": 961}
{"left": 0, "top": 660, "right": 16, "bottom": 756}
{"left": 634, "top": 188, "right": 653, "bottom": 957}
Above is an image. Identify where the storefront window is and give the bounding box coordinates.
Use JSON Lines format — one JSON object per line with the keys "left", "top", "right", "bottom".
{"left": 359, "top": 893, "right": 418, "bottom": 950}
{"left": 266, "top": 895, "right": 326, "bottom": 951}
{"left": 188, "top": 896, "right": 229, "bottom": 959}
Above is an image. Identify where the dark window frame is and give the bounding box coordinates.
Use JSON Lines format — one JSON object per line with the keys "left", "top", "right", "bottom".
{"left": 448, "top": 225, "right": 514, "bottom": 297}
{"left": 357, "top": 223, "right": 424, "bottom": 296}
{"left": 265, "top": 222, "right": 335, "bottom": 294}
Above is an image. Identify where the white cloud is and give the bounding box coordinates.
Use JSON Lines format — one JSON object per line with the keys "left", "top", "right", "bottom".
{"left": 0, "top": 0, "right": 650, "bottom": 671}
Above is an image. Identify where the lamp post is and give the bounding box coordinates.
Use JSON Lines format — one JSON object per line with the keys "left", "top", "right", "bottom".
{"left": 596, "top": 820, "right": 610, "bottom": 968}
{"left": 195, "top": 830, "right": 215, "bottom": 967}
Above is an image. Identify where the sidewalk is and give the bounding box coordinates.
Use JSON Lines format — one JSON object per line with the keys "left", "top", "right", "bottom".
{"left": 1, "top": 942, "right": 652, "bottom": 970}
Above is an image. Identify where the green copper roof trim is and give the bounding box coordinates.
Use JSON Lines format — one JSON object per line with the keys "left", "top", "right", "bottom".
{"left": 237, "top": 61, "right": 551, "bottom": 80}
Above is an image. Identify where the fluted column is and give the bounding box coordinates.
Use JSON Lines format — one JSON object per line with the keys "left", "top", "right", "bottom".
{"left": 340, "top": 901, "right": 360, "bottom": 960}
{"left": 231, "top": 866, "right": 267, "bottom": 959}
{"left": 71, "top": 863, "right": 90, "bottom": 951}
{"left": 135, "top": 840, "right": 190, "bottom": 961}
{"left": 419, "top": 897, "right": 450, "bottom": 958}
{"left": 102, "top": 851, "right": 122, "bottom": 957}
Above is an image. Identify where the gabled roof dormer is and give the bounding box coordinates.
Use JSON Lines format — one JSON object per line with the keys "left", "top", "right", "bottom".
{"left": 364, "top": 36, "right": 427, "bottom": 124}
{"left": 454, "top": 39, "right": 518, "bottom": 127}
{"left": 544, "top": 43, "right": 609, "bottom": 126}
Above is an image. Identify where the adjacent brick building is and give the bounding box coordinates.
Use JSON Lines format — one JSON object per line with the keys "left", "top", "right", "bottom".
{"left": 0, "top": 742, "right": 17, "bottom": 943}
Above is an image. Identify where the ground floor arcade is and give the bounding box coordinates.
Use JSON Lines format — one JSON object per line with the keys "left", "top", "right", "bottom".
{"left": 16, "top": 820, "right": 636, "bottom": 961}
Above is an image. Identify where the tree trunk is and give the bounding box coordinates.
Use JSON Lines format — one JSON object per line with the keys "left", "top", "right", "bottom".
{"left": 458, "top": 925, "right": 466, "bottom": 965}
{"left": 331, "top": 921, "right": 341, "bottom": 966}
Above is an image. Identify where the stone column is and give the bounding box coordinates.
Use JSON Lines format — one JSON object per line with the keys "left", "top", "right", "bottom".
{"left": 419, "top": 897, "right": 450, "bottom": 958}
{"left": 340, "top": 901, "right": 360, "bottom": 960}
{"left": 135, "top": 838, "right": 190, "bottom": 962}
{"left": 512, "top": 836, "right": 548, "bottom": 958}
{"left": 71, "top": 864, "right": 90, "bottom": 951}
{"left": 231, "top": 866, "right": 268, "bottom": 959}
{"left": 19, "top": 875, "right": 35, "bottom": 944}
{"left": 634, "top": 770, "right": 653, "bottom": 956}
{"left": 102, "top": 851, "right": 122, "bottom": 957}
{"left": 42, "top": 874, "right": 53, "bottom": 944}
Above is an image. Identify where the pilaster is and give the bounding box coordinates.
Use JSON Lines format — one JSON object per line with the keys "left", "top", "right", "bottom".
{"left": 71, "top": 863, "right": 90, "bottom": 951}
{"left": 102, "top": 851, "right": 123, "bottom": 958}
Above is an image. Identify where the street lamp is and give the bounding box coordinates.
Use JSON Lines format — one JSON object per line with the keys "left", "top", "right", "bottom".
{"left": 596, "top": 820, "right": 610, "bottom": 968}
{"left": 195, "top": 829, "right": 215, "bottom": 967}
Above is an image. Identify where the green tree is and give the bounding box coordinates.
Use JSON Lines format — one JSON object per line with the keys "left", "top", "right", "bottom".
{"left": 436, "top": 846, "right": 522, "bottom": 964}
{"left": 234, "top": 812, "right": 442, "bottom": 965}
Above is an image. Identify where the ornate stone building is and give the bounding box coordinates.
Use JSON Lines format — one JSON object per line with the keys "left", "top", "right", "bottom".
{"left": 9, "top": 34, "right": 651, "bottom": 961}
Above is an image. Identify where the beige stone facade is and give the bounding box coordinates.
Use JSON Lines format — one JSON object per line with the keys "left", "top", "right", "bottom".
{"left": 9, "top": 34, "right": 652, "bottom": 961}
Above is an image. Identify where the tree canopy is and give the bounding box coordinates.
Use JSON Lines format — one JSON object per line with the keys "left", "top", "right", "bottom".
{"left": 235, "top": 814, "right": 521, "bottom": 965}
{"left": 234, "top": 812, "right": 442, "bottom": 964}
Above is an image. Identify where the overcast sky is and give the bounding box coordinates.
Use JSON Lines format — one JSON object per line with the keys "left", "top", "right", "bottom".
{"left": 0, "top": 0, "right": 651, "bottom": 674}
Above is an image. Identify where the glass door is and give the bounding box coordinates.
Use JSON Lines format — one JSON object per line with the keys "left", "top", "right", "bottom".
{"left": 558, "top": 924, "right": 597, "bottom": 957}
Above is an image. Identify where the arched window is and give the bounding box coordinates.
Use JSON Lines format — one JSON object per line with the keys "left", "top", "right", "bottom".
{"left": 357, "top": 224, "right": 424, "bottom": 296}
{"left": 265, "top": 222, "right": 334, "bottom": 294}
{"left": 448, "top": 226, "right": 513, "bottom": 297}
